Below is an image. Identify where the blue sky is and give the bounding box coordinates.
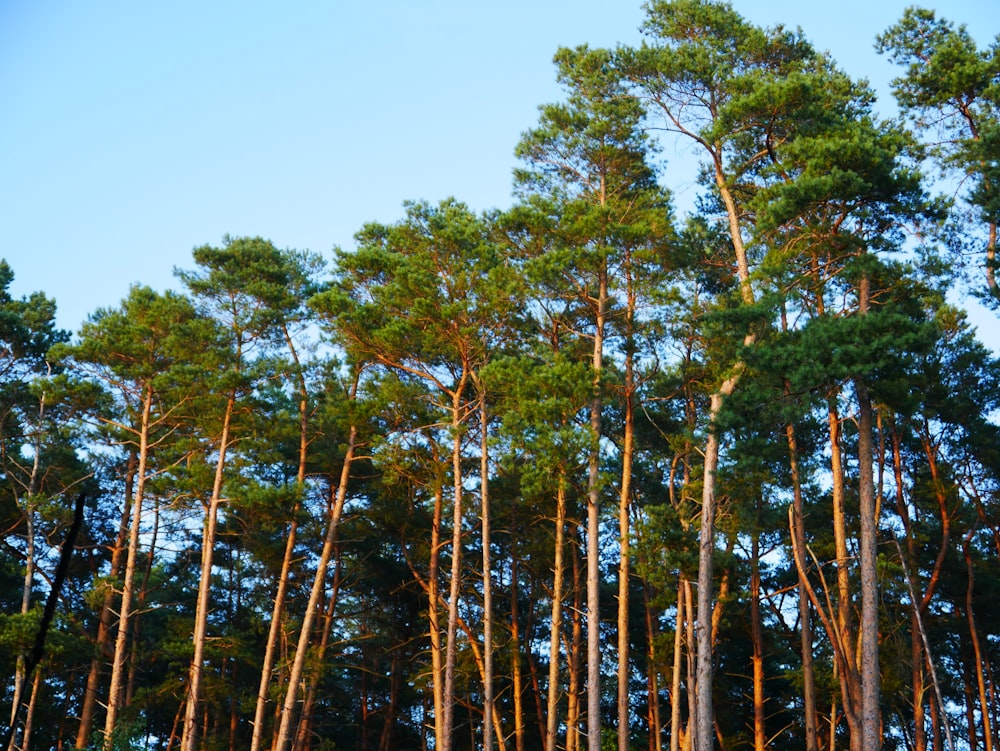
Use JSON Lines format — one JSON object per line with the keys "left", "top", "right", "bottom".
{"left": 1, "top": 0, "right": 997, "bottom": 339}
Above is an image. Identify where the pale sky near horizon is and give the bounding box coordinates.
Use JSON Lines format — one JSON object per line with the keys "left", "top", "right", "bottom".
{"left": 2, "top": 1, "right": 998, "bottom": 344}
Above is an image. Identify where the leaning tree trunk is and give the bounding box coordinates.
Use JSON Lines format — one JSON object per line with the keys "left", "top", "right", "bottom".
{"left": 273, "top": 424, "right": 357, "bottom": 751}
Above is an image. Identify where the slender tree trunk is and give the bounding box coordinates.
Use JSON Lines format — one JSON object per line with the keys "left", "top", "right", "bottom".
{"left": 546, "top": 477, "right": 567, "bottom": 751}
{"left": 695, "top": 393, "right": 722, "bottom": 751}
{"left": 568, "top": 534, "right": 584, "bottom": 751}
{"left": 430, "top": 476, "right": 446, "bottom": 751}
{"left": 856, "top": 270, "right": 881, "bottom": 751}
{"left": 694, "top": 165, "right": 756, "bottom": 751}
{"left": 479, "top": 396, "right": 495, "bottom": 751}
{"left": 294, "top": 547, "right": 343, "bottom": 751}
{"left": 273, "top": 423, "right": 357, "bottom": 751}
{"left": 586, "top": 271, "right": 607, "bottom": 751}
{"left": 670, "top": 578, "right": 685, "bottom": 751}
{"left": 18, "top": 669, "right": 42, "bottom": 751}
{"left": 181, "top": 391, "right": 236, "bottom": 751}
{"left": 511, "top": 555, "right": 526, "bottom": 751}
{"left": 751, "top": 530, "right": 767, "bottom": 751}
{"left": 443, "top": 370, "right": 470, "bottom": 751}
{"left": 618, "top": 350, "right": 635, "bottom": 751}
{"left": 103, "top": 387, "right": 153, "bottom": 748}
{"left": 828, "top": 397, "right": 862, "bottom": 746}
{"left": 684, "top": 579, "right": 696, "bottom": 751}
{"left": 786, "top": 420, "right": 819, "bottom": 751}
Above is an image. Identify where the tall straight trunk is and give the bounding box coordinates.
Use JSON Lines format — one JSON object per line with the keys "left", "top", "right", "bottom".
{"left": 670, "top": 578, "right": 685, "bottom": 751}
{"left": 694, "top": 166, "right": 755, "bottom": 751}
{"left": 695, "top": 393, "right": 722, "bottom": 751}
{"left": 567, "top": 534, "right": 584, "bottom": 751}
{"left": 511, "top": 555, "right": 526, "bottom": 751}
{"left": 750, "top": 530, "right": 766, "bottom": 751}
{"left": 76, "top": 450, "right": 137, "bottom": 749}
{"left": 443, "top": 369, "right": 470, "bottom": 751}
{"left": 273, "top": 423, "right": 357, "bottom": 751}
{"left": 856, "top": 274, "right": 881, "bottom": 751}
{"left": 586, "top": 270, "right": 607, "bottom": 751}
{"left": 546, "top": 477, "right": 567, "bottom": 751}
{"left": 684, "top": 580, "right": 696, "bottom": 751}
{"left": 103, "top": 387, "right": 154, "bottom": 748}
{"left": 617, "top": 348, "right": 635, "bottom": 751}
{"left": 828, "top": 398, "right": 862, "bottom": 746}
{"left": 181, "top": 391, "right": 235, "bottom": 751}
{"left": 430, "top": 477, "right": 446, "bottom": 751}
{"left": 479, "top": 396, "right": 495, "bottom": 751}
{"left": 785, "top": 420, "right": 818, "bottom": 751}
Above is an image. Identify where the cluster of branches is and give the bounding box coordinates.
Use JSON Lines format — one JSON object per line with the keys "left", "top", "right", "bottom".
{"left": 1, "top": 3, "right": 999, "bottom": 751}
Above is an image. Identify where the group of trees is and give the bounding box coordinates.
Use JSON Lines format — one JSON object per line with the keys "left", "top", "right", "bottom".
{"left": 2, "top": 2, "right": 999, "bottom": 750}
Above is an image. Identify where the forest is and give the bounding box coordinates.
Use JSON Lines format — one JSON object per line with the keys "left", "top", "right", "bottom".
{"left": 2, "top": 2, "right": 1000, "bottom": 750}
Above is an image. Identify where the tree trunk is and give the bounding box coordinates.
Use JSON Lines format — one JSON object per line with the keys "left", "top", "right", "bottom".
{"left": 586, "top": 270, "right": 607, "bottom": 751}
{"left": 294, "top": 548, "right": 343, "bottom": 751}
{"left": 546, "top": 477, "right": 567, "bottom": 751}
{"left": 670, "top": 577, "right": 685, "bottom": 751}
{"left": 273, "top": 423, "right": 357, "bottom": 751}
{"left": 618, "top": 349, "right": 635, "bottom": 751}
{"left": 785, "top": 420, "right": 819, "bottom": 751}
{"left": 856, "top": 269, "right": 881, "bottom": 751}
{"left": 103, "top": 386, "right": 153, "bottom": 748}
{"left": 751, "top": 530, "right": 767, "bottom": 751}
{"left": 479, "top": 396, "right": 495, "bottom": 751}
{"left": 568, "top": 534, "right": 584, "bottom": 751}
{"left": 181, "top": 391, "right": 236, "bottom": 751}
{"left": 511, "top": 554, "right": 526, "bottom": 751}
{"left": 443, "top": 370, "right": 470, "bottom": 751}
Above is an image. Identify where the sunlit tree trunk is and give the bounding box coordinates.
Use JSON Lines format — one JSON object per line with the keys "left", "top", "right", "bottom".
{"left": 181, "top": 391, "right": 235, "bottom": 751}
{"left": 273, "top": 422, "right": 357, "bottom": 751}
{"left": 617, "top": 340, "right": 636, "bottom": 751}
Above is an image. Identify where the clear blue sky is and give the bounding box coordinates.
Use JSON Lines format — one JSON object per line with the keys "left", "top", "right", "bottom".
{"left": 1, "top": 0, "right": 997, "bottom": 338}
